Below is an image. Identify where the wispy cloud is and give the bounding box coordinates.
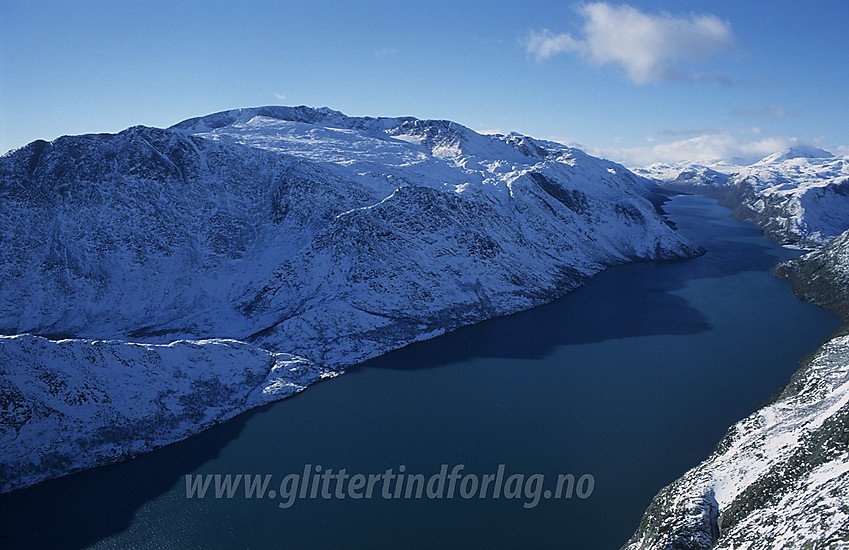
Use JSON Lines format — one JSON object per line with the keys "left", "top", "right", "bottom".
{"left": 374, "top": 47, "right": 399, "bottom": 57}
{"left": 523, "top": 2, "right": 735, "bottom": 84}
{"left": 272, "top": 92, "right": 287, "bottom": 101}
{"left": 593, "top": 133, "right": 801, "bottom": 167}
{"left": 661, "top": 125, "right": 763, "bottom": 137}
{"left": 731, "top": 103, "right": 796, "bottom": 119}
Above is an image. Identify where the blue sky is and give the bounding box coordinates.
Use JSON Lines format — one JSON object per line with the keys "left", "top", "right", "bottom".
{"left": 2, "top": 0, "right": 847, "bottom": 166}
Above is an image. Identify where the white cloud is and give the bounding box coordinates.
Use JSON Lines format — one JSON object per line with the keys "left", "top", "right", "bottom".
{"left": 592, "top": 133, "right": 800, "bottom": 167}
{"left": 272, "top": 92, "right": 287, "bottom": 101}
{"left": 523, "top": 3, "right": 735, "bottom": 84}
{"left": 374, "top": 47, "right": 399, "bottom": 57}
{"left": 731, "top": 103, "right": 797, "bottom": 119}
{"left": 661, "top": 125, "right": 763, "bottom": 137}
{"left": 524, "top": 30, "right": 582, "bottom": 61}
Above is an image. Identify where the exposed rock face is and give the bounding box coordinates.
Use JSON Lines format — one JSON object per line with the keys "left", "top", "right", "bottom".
{"left": 0, "top": 106, "right": 700, "bottom": 492}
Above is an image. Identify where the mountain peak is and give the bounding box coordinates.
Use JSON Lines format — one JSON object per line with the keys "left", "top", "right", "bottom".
{"left": 756, "top": 145, "right": 834, "bottom": 165}
{"left": 169, "top": 105, "right": 347, "bottom": 134}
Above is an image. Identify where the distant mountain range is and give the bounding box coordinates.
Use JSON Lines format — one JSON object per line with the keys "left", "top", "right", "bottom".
{"left": 639, "top": 146, "right": 849, "bottom": 248}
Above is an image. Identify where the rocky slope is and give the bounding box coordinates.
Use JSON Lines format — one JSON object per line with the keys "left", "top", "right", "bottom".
{"left": 0, "top": 335, "right": 334, "bottom": 493}
{"left": 624, "top": 328, "right": 849, "bottom": 549}
{"left": 773, "top": 229, "right": 849, "bottom": 320}
{"left": 0, "top": 106, "right": 700, "bottom": 492}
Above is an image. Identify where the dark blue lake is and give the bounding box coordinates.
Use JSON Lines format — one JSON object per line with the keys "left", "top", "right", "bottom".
{"left": 0, "top": 196, "right": 840, "bottom": 549}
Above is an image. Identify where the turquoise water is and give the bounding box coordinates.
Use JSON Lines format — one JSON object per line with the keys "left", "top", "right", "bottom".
{"left": 0, "top": 196, "right": 840, "bottom": 549}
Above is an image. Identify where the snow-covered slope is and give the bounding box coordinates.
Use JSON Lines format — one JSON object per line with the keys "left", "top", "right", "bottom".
{"left": 0, "top": 126, "right": 361, "bottom": 341}
{"left": 623, "top": 330, "right": 849, "bottom": 549}
{"left": 168, "top": 107, "right": 701, "bottom": 365}
{"left": 721, "top": 148, "right": 849, "bottom": 248}
{"left": 0, "top": 106, "right": 700, "bottom": 492}
{"left": 0, "top": 335, "right": 334, "bottom": 493}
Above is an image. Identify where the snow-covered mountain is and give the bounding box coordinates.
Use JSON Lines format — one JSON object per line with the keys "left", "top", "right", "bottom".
{"left": 0, "top": 106, "right": 700, "bottom": 492}
{"left": 633, "top": 161, "right": 738, "bottom": 189}
{"left": 757, "top": 145, "right": 835, "bottom": 164}
{"left": 646, "top": 147, "right": 849, "bottom": 249}
{"left": 660, "top": 164, "right": 730, "bottom": 193}
{"left": 722, "top": 147, "right": 849, "bottom": 248}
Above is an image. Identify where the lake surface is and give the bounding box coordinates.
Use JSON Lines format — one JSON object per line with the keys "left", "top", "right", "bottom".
{"left": 0, "top": 196, "right": 841, "bottom": 549}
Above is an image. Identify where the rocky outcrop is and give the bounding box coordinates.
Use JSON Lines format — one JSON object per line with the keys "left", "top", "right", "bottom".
{"left": 773, "top": 230, "right": 849, "bottom": 320}
{"left": 624, "top": 327, "right": 849, "bottom": 549}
